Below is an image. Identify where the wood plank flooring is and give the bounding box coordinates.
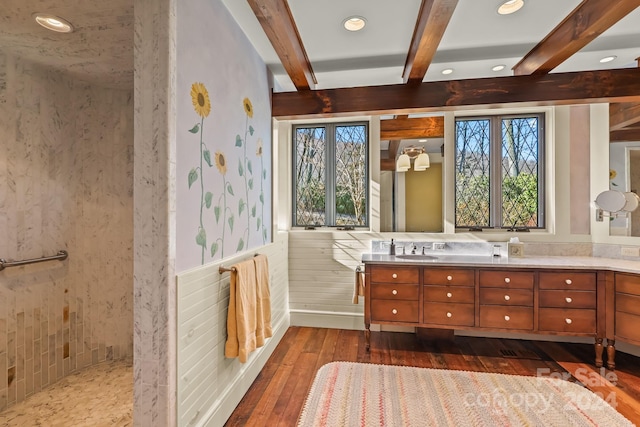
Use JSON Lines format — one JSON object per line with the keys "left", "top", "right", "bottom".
{"left": 225, "top": 327, "right": 640, "bottom": 426}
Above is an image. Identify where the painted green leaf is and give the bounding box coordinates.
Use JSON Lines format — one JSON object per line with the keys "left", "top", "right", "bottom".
{"left": 248, "top": 160, "right": 253, "bottom": 175}
{"left": 189, "top": 123, "right": 200, "bottom": 134}
{"left": 211, "top": 242, "right": 219, "bottom": 257}
{"left": 251, "top": 204, "right": 256, "bottom": 218}
{"left": 238, "top": 198, "right": 245, "bottom": 216}
{"left": 195, "top": 228, "right": 207, "bottom": 248}
{"left": 259, "top": 192, "right": 264, "bottom": 203}
{"left": 249, "top": 125, "right": 254, "bottom": 136}
{"left": 248, "top": 178, "right": 253, "bottom": 190}
{"left": 263, "top": 228, "right": 268, "bottom": 241}
{"left": 205, "top": 192, "right": 213, "bottom": 208}
{"left": 228, "top": 215, "right": 235, "bottom": 232}
{"left": 227, "top": 183, "right": 235, "bottom": 196}
{"left": 235, "top": 135, "right": 243, "bottom": 147}
{"left": 203, "top": 149, "right": 212, "bottom": 167}
{"left": 257, "top": 217, "right": 261, "bottom": 231}
{"left": 188, "top": 169, "right": 198, "bottom": 188}
{"left": 214, "top": 206, "right": 221, "bottom": 223}
{"left": 263, "top": 170, "right": 266, "bottom": 179}
{"left": 237, "top": 239, "right": 245, "bottom": 252}
{"left": 238, "top": 158, "right": 244, "bottom": 177}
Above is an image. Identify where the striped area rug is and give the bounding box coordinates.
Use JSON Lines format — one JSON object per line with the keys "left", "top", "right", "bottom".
{"left": 298, "top": 362, "right": 634, "bottom": 427}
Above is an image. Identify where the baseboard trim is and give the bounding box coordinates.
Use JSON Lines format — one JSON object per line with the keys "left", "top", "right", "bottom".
{"left": 290, "top": 309, "right": 364, "bottom": 331}
{"left": 198, "top": 314, "right": 290, "bottom": 427}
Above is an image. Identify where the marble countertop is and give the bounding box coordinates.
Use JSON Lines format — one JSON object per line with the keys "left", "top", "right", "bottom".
{"left": 361, "top": 253, "right": 640, "bottom": 274}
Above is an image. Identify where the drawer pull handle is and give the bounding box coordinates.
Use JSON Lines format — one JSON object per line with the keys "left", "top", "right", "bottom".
{"left": 392, "top": 309, "right": 398, "bottom": 315}
{"left": 447, "top": 275, "right": 453, "bottom": 281}
{"left": 392, "top": 289, "right": 398, "bottom": 295}
{"left": 504, "top": 315, "right": 510, "bottom": 321}
{"left": 504, "top": 295, "right": 510, "bottom": 301}
{"left": 446, "top": 292, "right": 452, "bottom": 298}
{"left": 446, "top": 312, "right": 452, "bottom": 318}
{"left": 565, "top": 279, "right": 572, "bottom": 285}
{"left": 565, "top": 318, "right": 572, "bottom": 324}
{"left": 392, "top": 273, "right": 398, "bottom": 279}
{"left": 504, "top": 277, "right": 511, "bottom": 283}
{"left": 565, "top": 297, "right": 572, "bottom": 303}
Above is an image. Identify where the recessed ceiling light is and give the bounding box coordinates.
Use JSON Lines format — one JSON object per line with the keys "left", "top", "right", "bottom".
{"left": 441, "top": 68, "right": 454, "bottom": 75}
{"left": 343, "top": 16, "right": 366, "bottom": 32}
{"left": 497, "top": 0, "right": 524, "bottom": 15}
{"left": 33, "top": 13, "right": 74, "bottom": 33}
{"left": 418, "top": 139, "right": 427, "bottom": 143}
{"left": 492, "top": 64, "right": 506, "bottom": 72}
{"left": 599, "top": 55, "right": 617, "bottom": 64}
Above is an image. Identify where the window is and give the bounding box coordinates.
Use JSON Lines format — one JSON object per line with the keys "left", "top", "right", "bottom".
{"left": 455, "top": 114, "right": 544, "bottom": 230}
{"left": 293, "top": 122, "right": 368, "bottom": 227}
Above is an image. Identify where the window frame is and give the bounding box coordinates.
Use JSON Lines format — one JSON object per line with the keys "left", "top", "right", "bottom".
{"left": 291, "top": 121, "right": 370, "bottom": 228}
{"left": 454, "top": 113, "right": 546, "bottom": 230}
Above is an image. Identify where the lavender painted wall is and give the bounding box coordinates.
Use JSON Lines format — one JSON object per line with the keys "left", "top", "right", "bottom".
{"left": 175, "top": 0, "right": 273, "bottom": 273}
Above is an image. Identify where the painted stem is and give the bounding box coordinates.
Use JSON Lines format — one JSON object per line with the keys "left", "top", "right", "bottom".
{"left": 199, "top": 117, "right": 205, "bottom": 264}
{"left": 260, "top": 156, "right": 265, "bottom": 243}
{"left": 243, "top": 116, "right": 250, "bottom": 244}
{"left": 222, "top": 179, "right": 227, "bottom": 258}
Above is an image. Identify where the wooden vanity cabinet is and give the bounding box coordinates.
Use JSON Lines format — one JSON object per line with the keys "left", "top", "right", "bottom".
{"left": 608, "top": 273, "right": 640, "bottom": 369}
{"left": 364, "top": 263, "right": 606, "bottom": 366}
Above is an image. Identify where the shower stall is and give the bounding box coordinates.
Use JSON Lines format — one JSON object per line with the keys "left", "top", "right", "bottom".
{"left": 0, "top": 52, "right": 133, "bottom": 418}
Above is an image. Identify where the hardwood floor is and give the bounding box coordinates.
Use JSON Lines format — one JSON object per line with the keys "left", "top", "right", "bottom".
{"left": 225, "top": 327, "right": 640, "bottom": 426}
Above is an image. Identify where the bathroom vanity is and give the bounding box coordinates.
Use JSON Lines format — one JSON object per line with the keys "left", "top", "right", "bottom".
{"left": 362, "top": 254, "right": 640, "bottom": 369}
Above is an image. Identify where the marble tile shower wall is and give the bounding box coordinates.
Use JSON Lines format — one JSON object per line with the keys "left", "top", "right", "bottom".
{"left": 0, "top": 54, "right": 134, "bottom": 412}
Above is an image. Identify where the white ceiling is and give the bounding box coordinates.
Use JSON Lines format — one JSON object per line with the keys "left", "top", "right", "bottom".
{"left": 222, "top": 0, "right": 640, "bottom": 92}
{"left": 0, "top": 0, "right": 638, "bottom": 94}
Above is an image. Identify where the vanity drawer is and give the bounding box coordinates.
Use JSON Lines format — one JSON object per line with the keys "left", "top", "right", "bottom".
{"left": 539, "top": 290, "right": 596, "bottom": 309}
{"left": 479, "top": 288, "right": 533, "bottom": 306}
{"left": 616, "top": 293, "right": 640, "bottom": 316}
{"left": 539, "top": 271, "right": 596, "bottom": 291}
{"left": 479, "top": 306, "right": 533, "bottom": 330}
{"left": 479, "top": 270, "right": 534, "bottom": 289}
{"left": 424, "top": 302, "right": 474, "bottom": 327}
{"left": 424, "top": 285, "right": 474, "bottom": 304}
{"left": 616, "top": 311, "right": 640, "bottom": 343}
{"left": 423, "top": 268, "right": 475, "bottom": 287}
{"left": 616, "top": 273, "right": 640, "bottom": 296}
{"left": 538, "top": 308, "right": 596, "bottom": 334}
{"left": 370, "top": 266, "right": 419, "bottom": 284}
{"left": 371, "top": 299, "right": 419, "bottom": 323}
{"left": 370, "top": 283, "right": 419, "bottom": 301}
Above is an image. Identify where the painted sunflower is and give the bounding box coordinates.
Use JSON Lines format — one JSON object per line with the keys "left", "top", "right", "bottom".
{"left": 243, "top": 97, "right": 254, "bottom": 118}
{"left": 215, "top": 151, "right": 227, "bottom": 175}
{"left": 256, "top": 138, "right": 263, "bottom": 156}
{"left": 609, "top": 169, "right": 617, "bottom": 180}
{"left": 191, "top": 82, "right": 211, "bottom": 118}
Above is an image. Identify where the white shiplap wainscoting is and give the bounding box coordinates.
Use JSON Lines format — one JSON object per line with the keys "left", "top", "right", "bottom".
{"left": 176, "top": 232, "right": 289, "bottom": 427}
{"left": 288, "top": 231, "right": 373, "bottom": 330}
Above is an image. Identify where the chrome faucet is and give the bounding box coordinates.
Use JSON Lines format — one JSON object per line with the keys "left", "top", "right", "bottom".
{"left": 411, "top": 245, "right": 417, "bottom": 254}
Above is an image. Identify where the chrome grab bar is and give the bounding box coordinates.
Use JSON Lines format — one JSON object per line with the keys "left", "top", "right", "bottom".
{"left": 0, "top": 250, "right": 68, "bottom": 271}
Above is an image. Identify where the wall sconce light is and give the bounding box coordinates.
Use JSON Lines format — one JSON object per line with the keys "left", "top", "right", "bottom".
{"left": 594, "top": 190, "right": 640, "bottom": 221}
{"left": 396, "top": 146, "right": 430, "bottom": 172}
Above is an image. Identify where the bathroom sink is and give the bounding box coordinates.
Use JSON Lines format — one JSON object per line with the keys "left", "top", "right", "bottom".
{"left": 394, "top": 254, "right": 438, "bottom": 260}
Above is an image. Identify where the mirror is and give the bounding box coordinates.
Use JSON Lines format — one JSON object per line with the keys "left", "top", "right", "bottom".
{"left": 380, "top": 140, "right": 444, "bottom": 232}
{"left": 609, "top": 142, "right": 640, "bottom": 236}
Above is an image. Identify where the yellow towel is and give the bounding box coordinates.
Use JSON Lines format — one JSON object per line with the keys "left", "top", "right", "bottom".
{"left": 353, "top": 268, "right": 365, "bottom": 304}
{"left": 254, "top": 254, "right": 273, "bottom": 346}
{"left": 224, "top": 258, "right": 257, "bottom": 363}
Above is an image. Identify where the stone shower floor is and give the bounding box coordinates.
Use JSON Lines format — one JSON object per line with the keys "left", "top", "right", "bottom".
{"left": 0, "top": 359, "right": 132, "bottom": 426}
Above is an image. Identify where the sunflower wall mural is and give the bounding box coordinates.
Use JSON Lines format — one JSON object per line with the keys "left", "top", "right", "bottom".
{"left": 175, "top": 0, "right": 272, "bottom": 272}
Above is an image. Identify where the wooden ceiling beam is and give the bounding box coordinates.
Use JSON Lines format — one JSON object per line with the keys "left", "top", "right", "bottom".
{"left": 403, "top": 0, "right": 459, "bottom": 84}
{"left": 610, "top": 128, "right": 640, "bottom": 142}
{"left": 513, "top": 0, "right": 640, "bottom": 76}
{"left": 381, "top": 117, "right": 444, "bottom": 140}
{"left": 272, "top": 68, "right": 640, "bottom": 118}
{"left": 247, "top": 0, "right": 316, "bottom": 90}
{"left": 610, "top": 102, "right": 640, "bottom": 131}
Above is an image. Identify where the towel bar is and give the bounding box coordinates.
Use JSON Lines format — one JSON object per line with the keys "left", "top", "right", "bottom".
{"left": 219, "top": 254, "right": 260, "bottom": 274}
{"left": 0, "top": 250, "right": 68, "bottom": 271}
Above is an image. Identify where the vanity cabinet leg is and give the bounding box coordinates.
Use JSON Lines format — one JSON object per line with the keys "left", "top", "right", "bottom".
{"left": 365, "top": 328, "right": 371, "bottom": 351}
{"left": 606, "top": 340, "right": 616, "bottom": 370}
{"left": 594, "top": 338, "right": 603, "bottom": 368}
